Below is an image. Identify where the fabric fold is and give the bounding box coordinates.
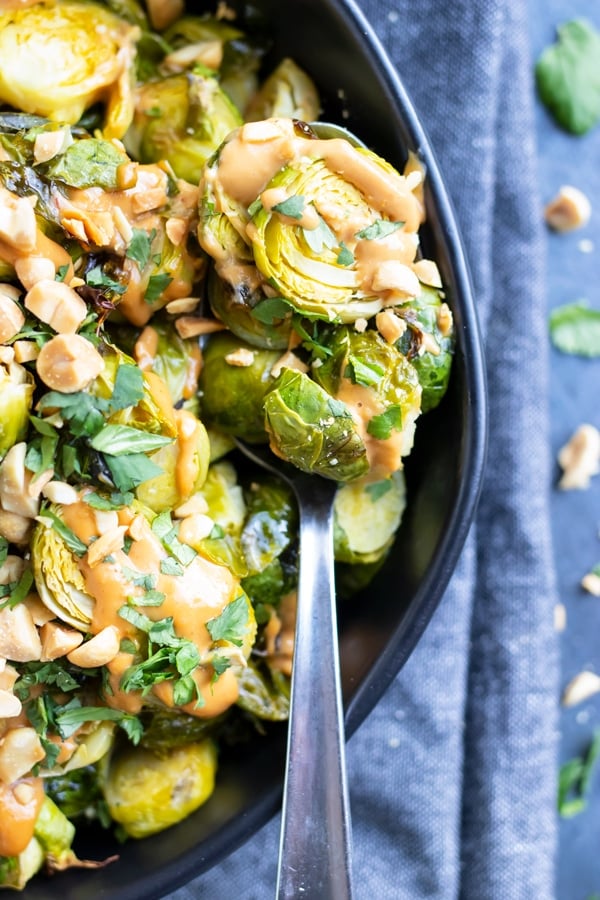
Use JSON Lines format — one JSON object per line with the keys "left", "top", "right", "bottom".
{"left": 169, "top": 1, "right": 559, "bottom": 897}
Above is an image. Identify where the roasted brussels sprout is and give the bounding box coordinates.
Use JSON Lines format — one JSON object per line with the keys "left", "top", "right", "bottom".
{"left": 124, "top": 72, "right": 242, "bottom": 183}
{"left": 333, "top": 470, "right": 406, "bottom": 564}
{"left": 313, "top": 326, "right": 422, "bottom": 479}
{"left": 236, "top": 660, "right": 289, "bottom": 721}
{"left": 0, "top": 835, "right": 44, "bottom": 890}
{"left": 131, "top": 318, "right": 202, "bottom": 408}
{"left": 102, "top": 740, "right": 217, "bottom": 837}
{"left": 0, "top": 360, "right": 34, "bottom": 461}
{"left": 263, "top": 368, "right": 369, "bottom": 482}
{"left": 206, "top": 265, "right": 292, "bottom": 349}
{"left": 245, "top": 58, "right": 320, "bottom": 123}
{"left": 0, "top": 2, "right": 139, "bottom": 139}
{"left": 395, "top": 284, "right": 455, "bottom": 412}
{"left": 240, "top": 477, "right": 297, "bottom": 574}
{"left": 199, "top": 332, "right": 281, "bottom": 441}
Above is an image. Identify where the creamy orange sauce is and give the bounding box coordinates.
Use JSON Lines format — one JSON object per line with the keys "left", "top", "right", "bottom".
{"left": 336, "top": 378, "right": 404, "bottom": 482}
{"left": 264, "top": 591, "right": 296, "bottom": 677}
{"left": 173, "top": 408, "right": 201, "bottom": 499}
{"left": 0, "top": 777, "right": 45, "bottom": 857}
{"left": 61, "top": 499, "right": 243, "bottom": 717}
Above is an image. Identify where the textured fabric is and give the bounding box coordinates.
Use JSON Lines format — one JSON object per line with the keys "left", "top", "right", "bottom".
{"left": 168, "top": 0, "right": 560, "bottom": 897}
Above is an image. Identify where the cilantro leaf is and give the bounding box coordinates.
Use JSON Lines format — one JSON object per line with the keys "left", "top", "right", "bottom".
{"left": 37, "top": 509, "right": 87, "bottom": 556}
{"left": 558, "top": 730, "right": 600, "bottom": 817}
{"left": 303, "top": 216, "right": 337, "bottom": 254}
{"left": 55, "top": 264, "right": 69, "bottom": 282}
{"left": 206, "top": 595, "right": 249, "bottom": 647}
{"left": 365, "top": 479, "right": 393, "bottom": 501}
{"left": 346, "top": 355, "right": 385, "bottom": 387}
{"left": 45, "top": 139, "right": 125, "bottom": 189}
{"left": 160, "top": 557, "right": 184, "bottom": 576}
{"left": 90, "top": 424, "right": 173, "bottom": 456}
{"left": 86, "top": 264, "right": 127, "bottom": 296}
{"left": 536, "top": 19, "right": 600, "bottom": 135}
{"left": 55, "top": 705, "right": 143, "bottom": 742}
{"left": 126, "top": 228, "right": 155, "bottom": 271}
{"left": 272, "top": 195, "right": 305, "bottom": 219}
{"left": 367, "top": 405, "right": 403, "bottom": 440}
{"left": 251, "top": 297, "right": 294, "bottom": 325}
{"left": 549, "top": 301, "right": 600, "bottom": 356}
{"left": 84, "top": 491, "right": 134, "bottom": 511}
{"left": 337, "top": 242, "right": 354, "bottom": 266}
{"left": 356, "top": 219, "right": 404, "bottom": 240}
{"left": 0, "top": 537, "right": 7, "bottom": 567}
{"left": 104, "top": 452, "right": 164, "bottom": 492}
{"left": 109, "top": 364, "right": 145, "bottom": 412}
{"left": 37, "top": 391, "right": 107, "bottom": 438}
{"left": 145, "top": 273, "right": 173, "bottom": 303}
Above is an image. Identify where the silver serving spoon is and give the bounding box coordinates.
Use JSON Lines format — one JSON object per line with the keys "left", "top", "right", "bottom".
{"left": 234, "top": 439, "right": 354, "bottom": 900}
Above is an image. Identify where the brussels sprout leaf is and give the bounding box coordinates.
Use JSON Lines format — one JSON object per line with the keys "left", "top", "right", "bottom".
{"left": 367, "top": 405, "right": 403, "bottom": 440}
{"left": 206, "top": 594, "right": 249, "bottom": 647}
{"left": 272, "top": 194, "right": 305, "bottom": 219}
{"left": 536, "top": 20, "right": 600, "bottom": 135}
{"left": 549, "top": 301, "right": 600, "bottom": 356}
{"left": 45, "top": 139, "right": 126, "bottom": 189}
{"left": 356, "top": 219, "right": 404, "bottom": 240}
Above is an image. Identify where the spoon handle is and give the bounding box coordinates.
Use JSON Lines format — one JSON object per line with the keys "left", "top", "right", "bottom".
{"left": 276, "top": 485, "right": 354, "bottom": 900}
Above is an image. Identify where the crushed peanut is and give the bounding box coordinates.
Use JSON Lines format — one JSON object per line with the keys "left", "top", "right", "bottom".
{"left": 376, "top": 309, "right": 407, "bottom": 344}
{"left": 0, "top": 727, "right": 45, "bottom": 784}
{"left": 581, "top": 572, "right": 600, "bottom": 597}
{"left": 544, "top": 185, "right": 591, "bottom": 232}
{"left": 0, "top": 604, "right": 42, "bottom": 662}
{"left": 372, "top": 261, "right": 420, "bottom": 297}
{"left": 174, "top": 494, "right": 209, "bottom": 518}
{"left": 14, "top": 256, "right": 56, "bottom": 291}
{"left": 562, "top": 670, "right": 600, "bottom": 707}
{"left": 36, "top": 333, "right": 105, "bottom": 393}
{"left": 40, "top": 622, "right": 84, "bottom": 661}
{"left": 12, "top": 340, "right": 39, "bottom": 364}
{"left": 412, "top": 258, "right": 442, "bottom": 288}
{"left": 67, "top": 625, "right": 121, "bottom": 667}
{"left": 354, "top": 317, "right": 368, "bottom": 333}
{"left": 0, "top": 187, "right": 37, "bottom": 252}
{"left": 554, "top": 603, "right": 567, "bottom": 632}
{"left": 86, "top": 525, "right": 128, "bottom": 567}
{"left": 0, "top": 442, "right": 42, "bottom": 519}
{"left": 225, "top": 347, "right": 255, "bottom": 367}
{"left": 33, "top": 127, "right": 72, "bottom": 165}
{"left": 437, "top": 302, "right": 453, "bottom": 337}
{"left": 270, "top": 351, "right": 309, "bottom": 379}
{"left": 42, "top": 480, "right": 79, "bottom": 505}
{"left": 165, "top": 297, "right": 200, "bottom": 315}
{"left": 0, "top": 292, "right": 25, "bottom": 344}
{"left": 174, "top": 316, "right": 226, "bottom": 339}
{"left": 25, "top": 279, "right": 87, "bottom": 334}
{"left": 557, "top": 423, "right": 600, "bottom": 490}
{"left": 178, "top": 513, "right": 215, "bottom": 546}
{"left": 0, "top": 688, "right": 21, "bottom": 719}
{"left": 0, "top": 509, "right": 32, "bottom": 544}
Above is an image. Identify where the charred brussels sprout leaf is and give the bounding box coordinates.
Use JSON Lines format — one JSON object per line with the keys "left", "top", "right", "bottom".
{"left": 263, "top": 368, "right": 369, "bottom": 482}
{"left": 207, "top": 266, "right": 292, "bottom": 349}
{"left": 199, "top": 332, "right": 281, "bottom": 441}
{"left": 245, "top": 58, "right": 320, "bottom": 122}
{"left": 44, "top": 139, "right": 127, "bottom": 190}
{"left": 236, "top": 660, "right": 289, "bottom": 721}
{"left": 240, "top": 476, "right": 297, "bottom": 574}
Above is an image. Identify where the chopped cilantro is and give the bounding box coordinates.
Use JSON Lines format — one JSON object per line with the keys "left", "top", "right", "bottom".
{"left": 90, "top": 424, "right": 173, "bottom": 456}
{"left": 160, "top": 557, "right": 184, "bottom": 576}
{"left": 365, "top": 479, "right": 394, "bottom": 501}
{"left": 55, "top": 705, "right": 143, "bottom": 744}
{"left": 536, "top": 20, "right": 600, "bottom": 135}
{"left": 356, "top": 219, "right": 404, "bottom": 240}
{"left": 104, "top": 452, "right": 164, "bottom": 492}
{"left": 145, "top": 273, "right": 173, "bottom": 303}
{"left": 0, "top": 537, "right": 7, "bottom": 567}
{"left": 86, "top": 264, "right": 127, "bottom": 295}
{"left": 549, "top": 301, "right": 600, "bottom": 357}
{"left": 346, "top": 355, "right": 385, "bottom": 387}
{"left": 206, "top": 595, "right": 249, "bottom": 647}
{"left": 55, "top": 264, "right": 69, "bottom": 282}
{"left": 558, "top": 730, "right": 600, "bottom": 817}
{"left": 126, "top": 228, "right": 155, "bottom": 271}
{"left": 272, "top": 195, "right": 305, "bottom": 219}
{"left": 303, "top": 216, "right": 337, "bottom": 253}
{"left": 109, "top": 364, "right": 145, "bottom": 412}
{"left": 367, "top": 405, "right": 403, "bottom": 440}
{"left": 337, "top": 242, "right": 355, "bottom": 266}
{"left": 251, "top": 296, "right": 294, "bottom": 325}
{"left": 37, "top": 509, "right": 87, "bottom": 556}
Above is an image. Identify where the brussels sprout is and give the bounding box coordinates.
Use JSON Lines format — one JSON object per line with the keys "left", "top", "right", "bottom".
{"left": 199, "top": 332, "right": 281, "bottom": 441}
{"left": 0, "top": 360, "right": 34, "bottom": 461}
{"left": 395, "top": 285, "right": 454, "bottom": 412}
{"left": 207, "top": 265, "right": 292, "bottom": 349}
{"left": 0, "top": 2, "right": 139, "bottom": 139}
{"left": 134, "top": 318, "right": 202, "bottom": 407}
{"left": 335, "top": 557, "right": 387, "bottom": 598}
{"left": 333, "top": 470, "right": 406, "bottom": 564}
{"left": 236, "top": 660, "right": 289, "bottom": 721}
{"left": 135, "top": 410, "right": 210, "bottom": 513}
{"left": 240, "top": 476, "right": 297, "bottom": 574}
{"left": 31, "top": 509, "right": 94, "bottom": 631}
{"left": 42, "top": 721, "right": 116, "bottom": 778}
{"left": 0, "top": 837, "right": 44, "bottom": 890}
{"left": 313, "top": 327, "right": 422, "bottom": 479}
{"left": 124, "top": 72, "right": 242, "bottom": 183}
{"left": 206, "top": 426, "right": 235, "bottom": 462}
{"left": 263, "top": 368, "right": 369, "bottom": 482}
{"left": 199, "top": 461, "right": 246, "bottom": 535}
{"left": 33, "top": 796, "right": 76, "bottom": 863}
{"left": 102, "top": 740, "right": 217, "bottom": 837}
{"left": 139, "top": 709, "right": 217, "bottom": 755}
{"left": 45, "top": 763, "right": 109, "bottom": 824}
{"left": 245, "top": 58, "right": 320, "bottom": 123}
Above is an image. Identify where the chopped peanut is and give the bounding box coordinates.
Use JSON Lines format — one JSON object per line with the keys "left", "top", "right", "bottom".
{"left": 557, "top": 423, "right": 600, "bottom": 490}
{"left": 174, "top": 316, "right": 226, "bottom": 339}
{"left": 270, "top": 351, "right": 309, "bottom": 378}
{"left": 225, "top": 347, "right": 255, "bottom": 367}
{"left": 354, "top": 317, "right": 368, "bottom": 333}
{"left": 14, "top": 256, "right": 56, "bottom": 291}
{"left": 412, "top": 258, "right": 443, "bottom": 288}
{"left": 33, "top": 127, "right": 72, "bottom": 165}
{"left": 0, "top": 292, "right": 25, "bottom": 344}
{"left": 437, "top": 302, "right": 453, "bottom": 337}
{"left": 36, "top": 333, "right": 104, "bottom": 393}
{"left": 174, "top": 494, "right": 209, "bottom": 518}
{"left": 0, "top": 188, "right": 37, "bottom": 253}
{"left": 24, "top": 279, "right": 87, "bottom": 334}
{"left": 165, "top": 297, "right": 200, "bottom": 315}
{"left": 165, "top": 216, "right": 188, "bottom": 245}
{"left": 0, "top": 604, "right": 42, "bottom": 662}
{"left": 67, "top": 626, "right": 121, "bottom": 668}
{"left": 0, "top": 727, "right": 45, "bottom": 784}
{"left": 86, "top": 525, "right": 128, "bottom": 567}
{"left": 376, "top": 310, "right": 407, "bottom": 344}
{"left": 93, "top": 509, "right": 119, "bottom": 536}
{"left": 0, "top": 689, "right": 21, "bottom": 719}
{"left": 12, "top": 340, "right": 39, "bottom": 364}
{"left": 23, "top": 593, "right": 56, "bottom": 627}
{"left": 127, "top": 514, "right": 146, "bottom": 542}
{"left": 554, "top": 603, "right": 567, "bottom": 632}
{"left": 40, "top": 622, "right": 84, "bottom": 661}
{"left": 0, "top": 345, "right": 14, "bottom": 364}
{"left": 0, "top": 662, "right": 17, "bottom": 691}
{"left": 146, "top": 0, "right": 184, "bottom": 31}
{"left": 372, "top": 261, "right": 420, "bottom": 297}
{"left": 112, "top": 205, "right": 133, "bottom": 245}
{"left": 42, "top": 480, "right": 79, "bottom": 505}
{"left": 0, "top": 554, "right": 25, "bottom": 586}
{"left": 0, "top": 442, "right": 41, "bottom": 518}
{"left": 581, "top": 572, "right": 600, "bottom": 597}
{"left": 0, "top": 510, "right": 32, "bottom": 544}
{"left": 418, "top": 331, "right": 441, "bottom": 356}
{"left": 134, "top": 325, "right": 159, "bottom": 371}
{"left": 562, "top": 670, "right": 600, "bottom": 707}
{"left": 545, "top": 185, "right": 591, "bottom": 232}
{"left": 178, "top": 513, "right": 215, "bottom": 546}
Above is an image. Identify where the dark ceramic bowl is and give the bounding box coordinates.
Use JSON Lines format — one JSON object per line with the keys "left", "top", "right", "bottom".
{"left": 22, "top": 0, "right": 487, "bottom": 897}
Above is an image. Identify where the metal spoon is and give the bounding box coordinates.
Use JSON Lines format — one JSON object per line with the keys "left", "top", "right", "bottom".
{"left": 234, "top": 439, "right": 354, "bottom": 900}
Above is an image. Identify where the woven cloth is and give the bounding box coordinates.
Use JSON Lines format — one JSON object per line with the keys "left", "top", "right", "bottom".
{"left": 169, "top": 0, "right": 559, "bottom": 896}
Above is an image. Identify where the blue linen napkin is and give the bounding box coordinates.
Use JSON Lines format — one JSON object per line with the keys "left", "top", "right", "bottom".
{"left": 170, "top": 0, "right": 560, "bottom": 896}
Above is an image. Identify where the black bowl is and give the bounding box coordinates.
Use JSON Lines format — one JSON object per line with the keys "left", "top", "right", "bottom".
{"left": 22, "top": 0, "right": 487, "bottom": 897}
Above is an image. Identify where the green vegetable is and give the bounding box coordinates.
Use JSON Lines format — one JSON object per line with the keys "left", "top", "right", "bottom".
{"left": 240, "top": 477, "right": 297, "bottom": 574}
{"left": 263, "top": 368, "right": 369, "bottom": 482}
{"left": 102, "top": 741, "right": 217, "bottom": 837}
{"left": 236, "top": 660, "right": 290, "bottom": 721}
{"left": 0, "top": 359, "right": 34, "bottom": 461}
{"left": 44, "top": 139, "right": 127, "bottom": 189}
{"left": 536, "top": 19, "right": 600, "bottom": 135}
{"left": 0, "top": 838, "right": 44, "bottom": 889}
{"left": 333, "top": 470, "right": 406, "bottom": 564}
{"left": 549, "top": 301, "right": 600, "bottom": 357}
{"left": 558, "top": 730, "right": 600, "bottom": 817}
{"left": 245, "top": 58, "right": 320, "bottom": 123}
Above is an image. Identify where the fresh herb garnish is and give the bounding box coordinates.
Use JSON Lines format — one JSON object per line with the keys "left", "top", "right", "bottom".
{"left": 145, "top": 273, "right": 173, "bottom": 303}
{"left": 126, "top": 228, "right": 155, "bottom": 271}
{"left": 37, "top": 509, "right": 87, "bottom": 556}
{"left": 549, "top": 301, "right": 600, "bottom": 357}
{"left": 0, "top": 567, "right": 34, "bottom": 610}
{"left": 109, "top": 364, "right": 145, "bottom": 412}
{"left": 160, "top": 557, "right": 184, "bottom": 576}
{"left": 104, "top": 452, "right": 164, "bottom": 493}
{"left": 272, "top": 195, "right": 305, "bottom": 219}
{"left": 251, "top": 296, "right": 294, "bottom": 325}
{"left": 55, "top": 704, "right": 143, "bottom": 744}
{"left": 367, "top": 405, "right": 403, "bottom": 440}
{"left": 86, "top": 264, "right": 127, "bottom": 296}
{"left": 303, "top": 216, "right": 337, "bottom": 253}
{"left": 536, "top": 19, "right": 600, "bottom": 135}
{"left": 365, "top": 479, "right": 393, "bottom": 501}
{"left": 558, "top": 731, "right": 600, "bottom": 817}
{"left": 55, "top": 263, "right": 69, "bottom": 282}
{"left": 90, "top": 424, "right": 173, "bottom": 456}
{"left": 346, "top": 355, "right": 385, "bottom": 387}
{"left": 206, "top": 595, "right": 249, "bottom": 647}
{"left": 356, "top": 219, "right": 404, "bottom": 240}
{"left": 337, "top": 242, "right": 355, "bottom": 266}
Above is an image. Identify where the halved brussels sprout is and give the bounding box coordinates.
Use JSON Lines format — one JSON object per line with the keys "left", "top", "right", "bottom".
{"left": 240, "top": 476, "right": 297, "bottom": 574}
{"left": 0, "top": 835, "right": 44, "bottom": 890}
{"left": 199, "top": 332, "right": 281, "bottom": 441}
{"left": 263, "top": 368, "right": 369, "bottom": 482}
{"left": 236, "top": 660, "right": 289, "bottom": 721}
{"left": 333, "top": 470, "right": 406, "bottom": 564}
{"left": 102, "top": 740, "right": 217, "bottom": 837}
{"left": 206, "top": 265, "right": 291, "bottom": 349}
{"left": 245, "top": 58, "right": 320, "bottom": 123}
{"left": 0, "top": 360, "right": 34, "bottom": 461}
{"left": 31, "top": 509, "right": 94, "bottom": 631}
{"left": 0, "top": 2, "right": 139, "bottom": 138}
{"left": 313, "top": 327, "right": 422, "bottom": 479}
{"left": 395, "top": 285, "right": 454, "bottom": 412}
{"left": 42, "top": 722, "right": 116, "bottom": 777}
{"left": 198, "top": 461, "right": 246, "bottom": 535}
{"left": 124, "top": 72, "right": 242, "bottom": 183}
{"left": 132, "top": 318, "right": 203, "bottom": 407}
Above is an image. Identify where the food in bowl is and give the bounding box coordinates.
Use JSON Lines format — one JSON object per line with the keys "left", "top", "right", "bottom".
{"left": 0, "top": 0, "right": 461, "bottom": 891}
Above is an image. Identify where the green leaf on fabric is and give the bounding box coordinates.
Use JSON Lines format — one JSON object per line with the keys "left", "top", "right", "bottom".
{"left": 558, "top": 730, "right": 600, "bottom": 817}
{"left": 549, "top": 301, "right": 600, "bottom": 356}
{"left": 535, "top": 19, "right": 600, "bottom": 135}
